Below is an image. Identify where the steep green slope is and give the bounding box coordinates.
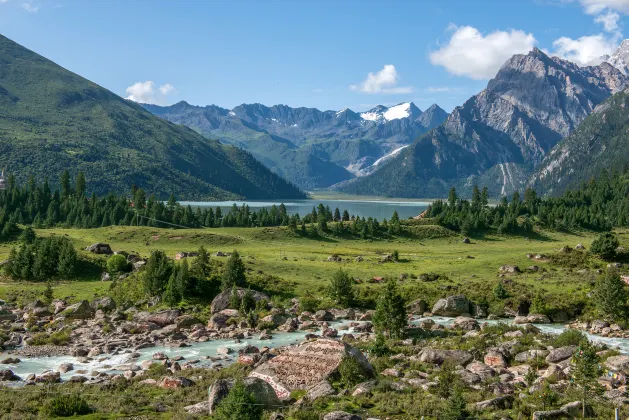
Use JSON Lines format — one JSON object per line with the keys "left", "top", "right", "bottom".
{"left": 0, "top": 36, "right": 304, "bottom": 199}
{"left": 530, "top": 88, "right": 629, "bottom": 196}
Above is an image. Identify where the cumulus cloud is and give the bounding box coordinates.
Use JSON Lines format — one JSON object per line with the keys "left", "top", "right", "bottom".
{"left": 594, "top": 10, "right": 621, "bottom": 31}
{"left": 579, "top": 0, "right": 629, "bottom": 14}
{"left": 349, "top": 65, "right": 413, "bottom": 94}
{"left": 551, "top": 34, "right": 619, "bottom": 65}
{"left": 125, "top": 81, "right": 177, "bottom": 105}
{"left": 21, "top": 2, "right": 39, "bottom": 12}
{"left": 429, "top": 26, "right": 537, "bottom": 80}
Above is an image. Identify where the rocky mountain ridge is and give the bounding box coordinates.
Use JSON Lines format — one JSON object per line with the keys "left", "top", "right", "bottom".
{"left": 143, "top": 101, "right": 448, "bottom": 189}
{"left": 338, "top": 48, "right": 629, "bottom": 198}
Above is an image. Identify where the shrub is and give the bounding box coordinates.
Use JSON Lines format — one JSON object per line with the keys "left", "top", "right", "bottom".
{"left": 43, "top": 394, "right": 90, "bottom": 417}
{"left": 213, "top": 381, "right": 262, "bottom": 420}
{"left": 107, "top": 254, "right": 130, "bottom": 274}
{"left": 299, "top": 294, "right": 320, "bottom": 313}
{"left": 370, "top": 333, "right": 390, "bottom": 357}
{"left": 337, "top": 356, "right": 370, "bottom": 388}
{"left": 392, "top": 250, "right": 399, "bottom": 261}
{"left": 28, "top": 329, "right": 71, "bottom": 346}
{"left": 590, "top": 232, "right": 620, "bottom": 260}
{"left": 553, "top": 329, "right": 587, "bottom": 347}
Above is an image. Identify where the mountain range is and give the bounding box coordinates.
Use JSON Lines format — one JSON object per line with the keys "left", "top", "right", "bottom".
{"left": 0, "top": 35, "right": 304, "bottom": 200}
{"left": 143, "top": 101, "right": 447, "bottom": 189}
{"left": 337, "top": 47, "right": 629, "bottom": 198}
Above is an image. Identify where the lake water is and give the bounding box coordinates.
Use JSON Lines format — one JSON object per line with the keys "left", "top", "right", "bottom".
{"left": 179, "top": 199, "right": 432, "bottom": 221}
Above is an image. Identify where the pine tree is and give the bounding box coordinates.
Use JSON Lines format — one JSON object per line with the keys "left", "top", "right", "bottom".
{"left": 75, "top": 172, "right": 86, "bottom": 197}
{"left": 43, "top": 279, "right": 54, "bottom": 304}
{"left": 57, "top": 239, "right": 77, "bottom": 278}
{"left": 18, "top": 226, "right": 36, "bottom": 244}
{"left": 142, "top": 250, "right": 172, "bottom": 296}
{"left": 442, "top": 388, "right": 472, "bottom": 420}
{"left": 571, "top": 340, "right": 602, "bottom": 418}
{"left": 240, "top": 288, "right": 255, "bottom": 313}
{"left": 221, "top": 250, "right": 246, "bottom": 290}
{"left": 328, "top": 269, "right": 354, "bottom": 307}
{"left": 594, "top": 269, "right": 628, "bottom": 321}
{"left": 163, "top": 265, "right": 182, "bottom": 306}
{"left": 190, "top": 246, "right": 210, "bottom": 279}
{"left": 591, "top": 232, "right": 620, "bottom": 260}
{"left": 372, "top": 278, "right": 407, "bottom": 338}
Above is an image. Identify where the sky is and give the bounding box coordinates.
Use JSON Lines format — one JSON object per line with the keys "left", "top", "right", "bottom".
{"left": 0, "top": 0, "right": 628, "bottom": 112}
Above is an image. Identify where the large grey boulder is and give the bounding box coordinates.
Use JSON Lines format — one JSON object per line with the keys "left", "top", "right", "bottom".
{"left": 606, "top": 355, "right": 629, "bottom": 374}
{"left": 135, "top": 309, "right": 180, "bottom": 327}
{"left": 210, "top": 288, "right": 269, "bottom": 314}
{"left": 475, "top": 395, "right": 513, "bottom": 409}
{"left": 305, "top": 380, "right": 336, "bottom": 400}
{"left": 515, "top": 349, "right": 549, "bottom": 363}
{"left": 545, "top": 346, "right": 577, "bottom": 363}
{"left": 406, "top": 299, "right": 428, "bottom": 314}
{"left": 208, "top": 377, "right": 281, "bottom": 414}
{"left": 91, "top": 297, "right": 116, "bottom": 312}
{"left": 60, "top": 300, "right": 94, "bottom": 319}
{"left": 416, "top": 348, "right": 473, "bottom": 366}
{"left": 85, "top": 243, "right": 112, "bottom": 254}
{"left": 431, "top": 295, "right": 471, "bottom": 316}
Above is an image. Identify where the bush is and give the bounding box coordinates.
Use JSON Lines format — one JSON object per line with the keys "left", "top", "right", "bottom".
{"left": 299, "top": 294, "right": 320, "bottom": 313}
{"left": 213, "top": 381, "right": 262, "bottom": 420}
{"left": 337, "top": 356, "right": 370, "bottom": 388}
{"left": 43, "top": 394, "right": 90, "bottom": 417}
{"left": 392, "top": 250, "right": 399, "bottom": 261}
{"left": 370, "top": 333, "right": 390, "bottom": 357}
{"left": 590, "top": 232, "right": 620, "bottom": 260}
{"left": 328, "top": 269, "right": 354, "bottom": 307}
{"left": 107, "top": 254, "right": 130, "bottom": 274}
{"left": 553, "top": 329, "right": 587, "bottom": 347}
{"left": 28, "top": 329, "right": 71, "bottom": 346}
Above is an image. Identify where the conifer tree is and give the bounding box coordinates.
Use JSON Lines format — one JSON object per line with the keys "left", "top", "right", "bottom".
{"left": 373, "top": 277, "right": 407, "bottom": 338}
{"left": 221, "top": 250, "right": 246, "bottom": 290}
{"left": 328, "top": 269, "right": 354, "bottom": 307}
{"left": 594, "top": 270, "right": 628, "bottom": 321}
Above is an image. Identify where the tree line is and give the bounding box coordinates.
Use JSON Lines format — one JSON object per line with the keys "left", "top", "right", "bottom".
{"left": 426, "top": 169, "right": 629, "bottom": 235}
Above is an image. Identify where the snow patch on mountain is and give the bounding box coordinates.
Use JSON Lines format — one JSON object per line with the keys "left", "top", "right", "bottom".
{"left": 606, "top": 39, "right": 629, "bottom": 75}
{"left": 383, "top": 103, "right": 412, "bottom": 121}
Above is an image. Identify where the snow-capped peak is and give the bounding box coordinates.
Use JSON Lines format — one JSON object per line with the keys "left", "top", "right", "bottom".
{"left": 606, "top": 39, "right": 629, "bottom": 75}
{"left": 359, "top": 102, "right": 421, "bottom": 124}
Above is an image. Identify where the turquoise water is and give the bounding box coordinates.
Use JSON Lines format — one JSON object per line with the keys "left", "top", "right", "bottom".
{"left": 4, "top": 317, "right": 629, "bottom": 381}
{"left": 180, "top": 199, "right": 432, "bottom": 220}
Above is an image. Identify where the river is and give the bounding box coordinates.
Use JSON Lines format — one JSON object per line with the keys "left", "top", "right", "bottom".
{"left": 3, "top": 317, "right": 628, "bottom": 381}
{"left": 179, "top": 199, "right": 432, "bottom": 220}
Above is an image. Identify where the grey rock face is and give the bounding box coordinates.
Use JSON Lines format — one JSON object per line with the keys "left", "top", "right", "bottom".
{"left": 431, "top": 295, "right": 471, "bottom": 316}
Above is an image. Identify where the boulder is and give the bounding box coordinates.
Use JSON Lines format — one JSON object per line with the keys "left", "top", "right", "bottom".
{"left": 484, "top": 351, "right": 507, "bottom": 368}
{"left": 36, "top": 371, "right": 61, "bottom": 383}
{"left": 210, "top": 288, "right": 269, "bottom": 314}
{"left": 159, "top": 376, "right": 194, "bottom": 389}
{"left": 323, "top": 412, "right": 362, "bottom": 420}
{"left": 57, "top": 363, "right": 74, "bottom": 374}
{"left": 208, "top": 377, "right": 281, "bottom": 414}
{"left": 452, "top": 316, "right": 479, "bottom": 331}
{"left": 0, "top": 369, "right": 18, "bottom": 381}
{"left": 416, "top": 348, "right": 473, "bottom": 366}
{"left": 461, "top": 237, "right": 471, "bottom": 244}
{"left": 499, "top": 265, "right": 521, "bottom": 274}
{"left": 85, "top": 243, "right": 113, "bottom": 254}
{"left": 515, "top": 349, "right": 549, "bottom": 363}
{"left": 176, "top": 315, "right": 201, "bottom": 329}
{"left": 90, "top": 297, "right": 116, "bottom": 312}
{"left": 431, "top": 295, "right": 471, "bottom": 317}
{"left": 527, "top": 314, "right": 551, "bottom": 324}
{"left": 60, "top": 300, "right": 94, "bottom": 319}
{"left": 545, "top": 346, "right": 577, "bottom": 364}
{"left": 532, "top": 410, "right": 569, "bottom": 420}
{"left": 305, "top": 380, "right": 336, "bottom": 400}
{"left": 406, "top": 299, "right": 428, "bottom": 314}
{"left": 466, "top": 362, "right": 495, "bottom": 380}
{"left": 475, "top": 395, "right": 513, "bottom": 410}
{"left": 207, "top": 312, "right": 231, "bottom": 330}
{"left": 250, "top": 339, "right": 373, "bottom": 400}
{"left": 606, "top": 355, "right": 629, "bottom": 374}
{"left": 314, "top": 310, "right": 334, "bottom": 321}
{"left": 260, "top": 313, "right": 289, "bottom": 327}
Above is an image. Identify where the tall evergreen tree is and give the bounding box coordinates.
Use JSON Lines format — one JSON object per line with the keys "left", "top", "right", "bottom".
{"left": 594, "top": 270, "right": 628, "bottom": 321}
{"left": 328, "top": 269, "right": 354, "bottom": 307}
{"left": 221, "top": 250, "right": 246, "bottom": 290}
{"left": 372, "top": 278, "right": 407, "bottom": 338}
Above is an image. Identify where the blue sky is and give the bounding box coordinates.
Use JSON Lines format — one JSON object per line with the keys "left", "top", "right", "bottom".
{"left": 0, "top": 0, "right": 627, "bottom": 112}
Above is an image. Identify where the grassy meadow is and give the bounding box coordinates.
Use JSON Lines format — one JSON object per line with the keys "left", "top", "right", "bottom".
{"left": 1, "top": 222, "right": 625, "bottom": 314}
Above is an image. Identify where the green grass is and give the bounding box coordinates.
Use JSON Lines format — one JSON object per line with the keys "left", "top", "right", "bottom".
{"left": 1, "top": 224, "right": 625, "bottom": 311}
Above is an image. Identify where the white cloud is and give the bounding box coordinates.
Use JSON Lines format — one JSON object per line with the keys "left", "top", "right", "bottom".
{"left": 579, "top": 0, "right": 629, "bottom": 14}
{"left": 125, "top": 81, "right": 177, "bottom": 105}
{"left": 21, "top": 2, "right": 39, "bottom": 12}
{"left": 425, "top": 87, "right": 462, "bottom": 93}
{"left": 349, "top": 64, "right": 413, "bottom": 94}
{"left": 429, "top": 26, "right": 537, "bottom": 80}
{"left": 594, "top": 10, "right": 621, "bottom": 31}
{"left": 551, "top": 33, "right": 619, "bottom": 65}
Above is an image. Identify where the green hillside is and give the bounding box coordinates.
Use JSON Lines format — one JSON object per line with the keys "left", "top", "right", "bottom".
{"left": 531, "top": 88, "right": 629, "bottom": 196}
{"left": 0, "top": 36, "right": 304, "bottom": 200}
